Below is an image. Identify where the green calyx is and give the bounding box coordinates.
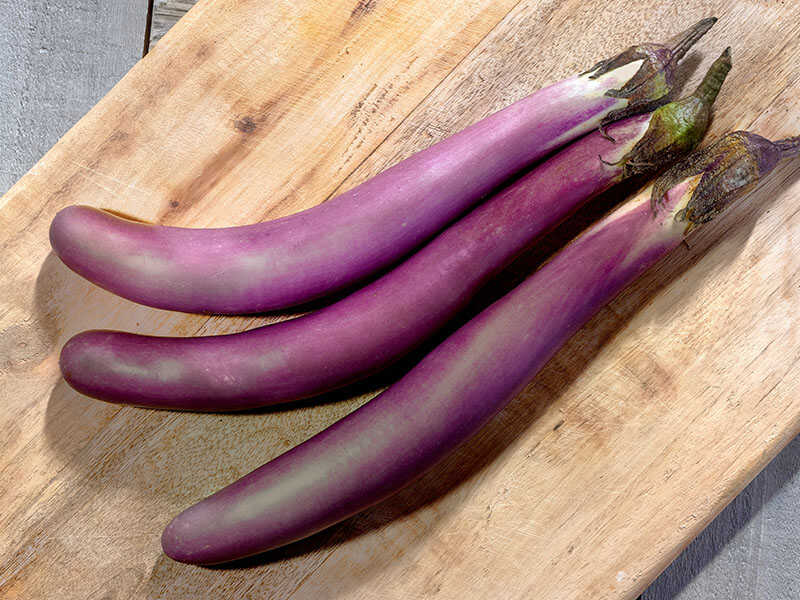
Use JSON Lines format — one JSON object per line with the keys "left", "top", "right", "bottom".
{"left": 671, "top": 134, "right": 768, "bottom": 226}
{"left": 618, "top": 47, "right": 732, "bottom": 179}
{"left": 651, "top": 129, "right": 791, "bottom": 229}
{"left": 584, "top": 17, "right": 717, "bottom": 128}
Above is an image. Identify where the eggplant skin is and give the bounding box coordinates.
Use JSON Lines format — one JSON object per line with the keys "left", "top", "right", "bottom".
{"left": 159, "top": 181, "right": 687, "bottom": 565}
{"left": 57, "top": 115, "right": 653, "bottom": 410}
{"left": 51, "top": 21, "right": 715, "bottom": 314}
{"left": 161, "top": 129, "right": 793, "bottom": 566}
{"left": 49, "top": 51, "right": 658, "bottom": 315}
{"left": 59, "top": 44, "right": 732, "bottom": 411}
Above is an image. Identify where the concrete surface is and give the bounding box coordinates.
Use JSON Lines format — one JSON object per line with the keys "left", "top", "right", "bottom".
{"left": 0, "top": 0, "right": 146, "bottom": 194}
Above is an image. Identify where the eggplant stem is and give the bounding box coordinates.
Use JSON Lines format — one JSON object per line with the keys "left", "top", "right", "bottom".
{"left": 667, "top": 17, "right": 718, "bottom": 66}
{"left": 693, "top": 47, "right": 732, "bottom": 104}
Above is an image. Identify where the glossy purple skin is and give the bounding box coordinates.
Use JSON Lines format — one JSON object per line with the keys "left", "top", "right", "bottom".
{"left": 59, "top": 115, "right": 652, "bottom": 409}
{"left": 50, "top": 71, "right": 634, "bottom": 314}
{"left": 161, "top": 184, "right": 685, "bottom": 564}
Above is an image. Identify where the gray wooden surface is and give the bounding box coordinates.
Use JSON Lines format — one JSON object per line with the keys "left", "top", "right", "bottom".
{"left": 149, "top": 0, "right": 197, "bottom": 48}
{"left": 1, "top": 1, "right": 798, "bottom": 597}
{"left": 0, "top": 0, "right": 147, "bottom": 195}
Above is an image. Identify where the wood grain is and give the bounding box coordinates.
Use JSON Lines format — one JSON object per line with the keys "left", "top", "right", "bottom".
{"left": 1, "top": 1, "right": 800, "bottom": 599}
{"left": 643, "top": 436, "right": 800, "bottom": 598}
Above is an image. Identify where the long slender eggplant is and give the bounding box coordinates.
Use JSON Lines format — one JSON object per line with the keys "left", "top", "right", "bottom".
{"left": 49, "top": 19, "right": 716, "bottom": 314}
{"left": 58, "top": 51, "right": 732, "bottom": 410}
{"left": 161, "top": 132, "right": 800, "bottom": 564}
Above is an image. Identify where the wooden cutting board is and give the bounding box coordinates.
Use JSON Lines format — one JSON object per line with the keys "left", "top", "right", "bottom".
{"left": 2, "top": 1, "right": 800, "bottom": 598}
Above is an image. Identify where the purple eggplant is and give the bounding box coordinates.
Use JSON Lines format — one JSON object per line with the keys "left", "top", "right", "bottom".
{"left": 58, "top": 50, "right": 731, "bottom": 410}
{"left": 160, "top": 131, "right": 800, "bottom": 564}
{"left": 49, "top": 19, "right": 715, "bottom": 314}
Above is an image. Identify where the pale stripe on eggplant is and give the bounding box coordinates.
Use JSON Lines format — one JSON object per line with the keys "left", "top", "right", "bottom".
{"left": 50, "top": 19, "right": 716, "bottom": 314}
{"left": 59, "top": 50, "right": 732, "bottom": 410}
{"left": 160, "top": 131, "right": 800, "bottom": 564}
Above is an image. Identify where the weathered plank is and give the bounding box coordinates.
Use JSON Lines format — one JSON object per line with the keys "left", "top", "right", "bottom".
{"left": 149, "top": 0, "right": 198, "bottom": 49}
{"left": 0, "top": 0, "right": 148, "bottom": 195}
{"left": 2, "top": 1, "right": 800, "bottom": 599}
